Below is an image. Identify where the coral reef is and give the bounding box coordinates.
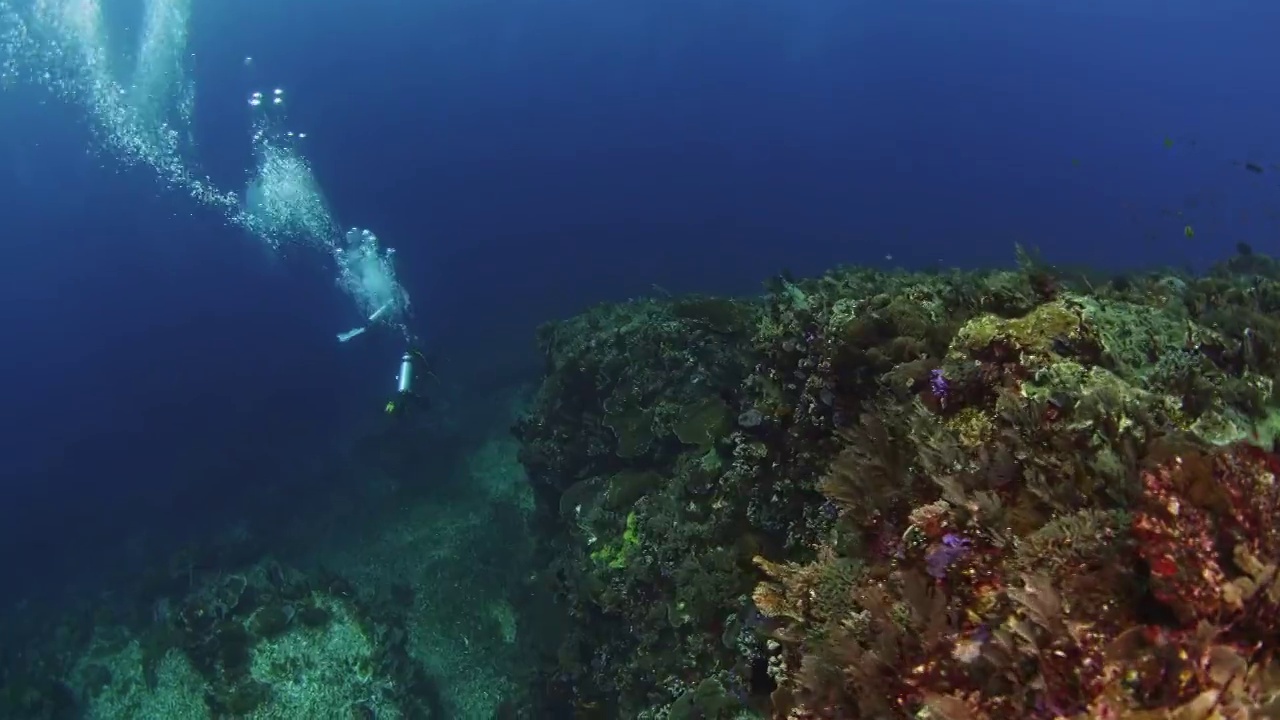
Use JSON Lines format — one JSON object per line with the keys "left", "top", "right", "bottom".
{"left": 0, "top": 394, "right": 538, "bottom": 719}
{"left": 8, "top": 249, "right": 1280, "bottom": 719}
{"left": 515, "top": 249, "right": 1280, "bottom": 718}
{"left": 2, "top": 557, "right": 442, "bottom": 719}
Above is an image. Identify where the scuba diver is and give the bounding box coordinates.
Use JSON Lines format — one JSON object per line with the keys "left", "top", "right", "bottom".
{"left": 384, "top": 344, "right": 437, "bottom": 418}
{"left": 350, "top": 343, "right": 438, "bottom": 478}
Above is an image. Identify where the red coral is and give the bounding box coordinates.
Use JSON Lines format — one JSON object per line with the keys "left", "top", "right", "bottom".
{"left": 760, "top": 442, "right": 1280, "bottom": 719}
{"left": 1132, "top": 455, "right": 1228, "bottom": 624}
{"left": 1214, "top": 444, "right": 1280, "bottom": 566}
{"left": 1133, "top": 444, "right": 1280, "bottom": 627}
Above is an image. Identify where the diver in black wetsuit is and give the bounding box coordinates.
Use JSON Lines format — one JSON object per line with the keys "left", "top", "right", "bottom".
{"left": 384, "top": 346, "right": 437, "bottom": 418}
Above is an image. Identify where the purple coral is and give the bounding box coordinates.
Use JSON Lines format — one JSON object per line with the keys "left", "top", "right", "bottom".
{"left": 925, "top": 533, "right": 971, "bottom": 579}
{"left": 929, "top": 368, "right": 950, "bottom": 399}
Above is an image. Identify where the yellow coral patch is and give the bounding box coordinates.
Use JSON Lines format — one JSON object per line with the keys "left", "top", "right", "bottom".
{"left": 951, "top": 299, "right": 1085, "bottom": 360}
{"left": 946, "top": 406, "right": 995, "bottom": 448}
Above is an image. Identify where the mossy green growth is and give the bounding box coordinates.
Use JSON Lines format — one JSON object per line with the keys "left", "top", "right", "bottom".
{"left": 591, "top": 511, "right": 641, "bottom": 569}
{"left": 944, "top": 406, "right": 996, "bottom": 449}
{"left": 1073, "top": 296, "right": 1187, "bottom": 383}
{"left": 1249, "top": 405, "right": 1280, "bottom": 449}
{"left": 950, "top": 298, "right": 1086, "bottom": 363}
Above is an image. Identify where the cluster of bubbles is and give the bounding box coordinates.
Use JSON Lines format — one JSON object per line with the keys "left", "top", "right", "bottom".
{"left": 336, "top": 228, "right": 406, "bottom": 323}
{"left": 239, "top": 89, "right": 337, "bottom": 249}
{"left": 0, "top": 0, "right": 410, "bottom": 339}
{"left": 2, "top": 0, "right": 234, "bottom": 210}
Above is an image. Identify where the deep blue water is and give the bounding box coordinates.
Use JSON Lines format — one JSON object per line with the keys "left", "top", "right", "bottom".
{"left": 1, "top": 0, "right": 1278, "bottom": 601}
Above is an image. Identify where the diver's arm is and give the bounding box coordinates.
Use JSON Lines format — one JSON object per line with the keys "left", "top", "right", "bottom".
{"left": 338, "top": 300, "right": 396, "bottom": 343}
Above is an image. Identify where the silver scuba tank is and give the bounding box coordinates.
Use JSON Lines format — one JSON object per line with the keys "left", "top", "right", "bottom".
{"left": 396, "top": 352, "right": 414, "bottom": 394}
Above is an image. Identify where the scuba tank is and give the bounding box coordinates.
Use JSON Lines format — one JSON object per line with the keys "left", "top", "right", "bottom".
{"left": 396, "top": 352, "right": 414, "bottom": 395}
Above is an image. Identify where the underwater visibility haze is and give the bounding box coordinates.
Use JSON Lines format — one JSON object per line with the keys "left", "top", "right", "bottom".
{"left": 2, "top": 0, "right": 1280, "bottom": 717}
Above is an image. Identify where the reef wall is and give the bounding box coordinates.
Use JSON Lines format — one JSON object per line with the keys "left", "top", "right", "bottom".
{"left": 516, "top": 248, "right": 1280, "bottom": 719}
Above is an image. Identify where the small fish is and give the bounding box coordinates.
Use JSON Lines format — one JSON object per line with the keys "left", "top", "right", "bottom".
{"left": 1163, "top": 137, "right": 1175, "bottom": 149}
{"left": 1184, "top": 225, "right": 1195, "bottom": 238}
{"left": 1245, "top": 162, "right": 1264, "bottom": 174}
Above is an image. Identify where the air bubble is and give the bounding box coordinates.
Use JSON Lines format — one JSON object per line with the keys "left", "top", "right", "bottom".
{"left": 1, "top": 0, "right": 410, "bottom": 335}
